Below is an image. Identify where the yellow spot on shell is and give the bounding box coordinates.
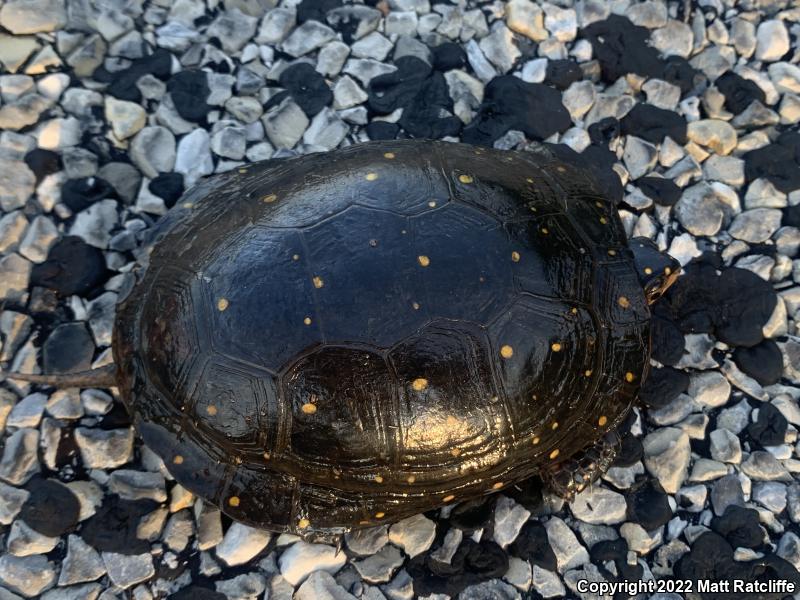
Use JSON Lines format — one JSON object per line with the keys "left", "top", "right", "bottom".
{"left": 595, "top": 201, "right": 603, "bottom": 208}
{"left": 238, "top": 168, "right": 248, "bottom": 174}
{"left": 458, "top": 174, "right": 473, "bottom": 184}
{"left": 384, "top": 152, "right": 395, "bottom": 159}
{"left": 298, "top": 518, "right": 310, "bottom": 529}
{"left": 541, "top": 227, "right": 549, "bottom": 235}
{"left": 312, "top": 276, "right": 324, "bottom": 288}
{"left": 428, "top": 200, "right": 437, "bottom": 207}
{"left": 207, "top": 405, "right": 218, "bottom": 416}
{"left": 618, "top": 296, "right": 630, "bottom": 308}
{"left": 418, "top": 255, "right": 430, "bottom": 267}
{"left": 556, "top": 165, "right": 566, "bottom": 172}
{"left": 301, "top": 402, "right": 317, "bottom": 415}
{"left": 551, "top": 422, "right": 559, "bottom": 430}
{"left": 551, "top": 342, "right": 562, "bottom": 352}
{"left": 412, "top": 378, "right": 428, "bottom": 391}
{"left": 375, "top": 512, "right": 385, "bottom": 519}
{"left": 451, "top": 448, "right": 461, "bottom": 457}
{"left": 182, "top": 202, "right": 194, "bottom": 209}
{"left": 303, "top": 317, "right": 312, "bottom": 325}
{"left": 665, "top": 267, "right": 672, "bottom": 275}
{"left": 526, "top": 177, "right": 534, "bottom": 183}
{"left": 492, "top": 482, "right": 504, "bottom": 490}
{"left": 228, "top": 496, "right": 240, "bottom": 507}
{"left": 442, "top": 495, "right": 455, "bottom": 503}
{"left": 217, "top": 298, "right": 229, "bottom": 311}
{"left": 598, "top": 415, "right": 608, "bottom": 426}
{"left": 549, "top": 449, "right": 560, "bottom": 460}
{"left": 608, "top": 249, "right": 617, "bottom": 256}
{"left": 625, "top": 372, "right": 635, "bottom": 383}
{"left": 365, "top": 172, "right": 378, "bottom": 181}
{"left": 570, "top": 307, "right": 578, "bottom": 314}
{"left": 407, "top": 475, "right": 416, "bottom": 483}
{"left": 412, "top": 302, "right": 420, "bottom": 310}
{"left": 599, "top": 216, "right": 607, "bottom": 224}
{"left": 511, "top": 251, "right": 521, "bottom": 262}
{"left": 584, "top": 370, "right": 592, "bottom": 377}
{"left": 292, "top": 254, "right": 300, "bottom": 261}
{"left": 262, "top": 193, "right": 277, "bottom": 203}
{"left": 532, "top": 436, "right": 541, "bottom": 445}
{"left": 644, "top": 266, "right": 653, "bottom": 275}
{"left": 374, "top": 475, "right": 384, "bottom": 483}
{"left": 173, "top": 455, "right": 184, "bottom": 465}
{"left": 500, "top": 345, "right": 514, "bottom": 359}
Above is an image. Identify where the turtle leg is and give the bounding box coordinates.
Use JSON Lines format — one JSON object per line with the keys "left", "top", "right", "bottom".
{"left": 629, "top": 237, "right": 681, "bottom": 304}
{"left": 541, "top": 429, "right": 621, "bottom": 502}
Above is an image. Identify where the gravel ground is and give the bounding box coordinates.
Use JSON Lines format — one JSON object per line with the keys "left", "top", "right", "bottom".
{"left": 1, "top": 0, "right": 800, "bottom": 598}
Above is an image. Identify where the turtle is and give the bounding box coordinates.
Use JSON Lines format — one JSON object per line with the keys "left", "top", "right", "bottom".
{"left": 4, "top": 140, "right": 680, "bottom": 541}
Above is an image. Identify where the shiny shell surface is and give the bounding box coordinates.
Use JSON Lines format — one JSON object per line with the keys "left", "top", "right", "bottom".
{"left": 113, "top": 140, "right": 650, "bottom": 535}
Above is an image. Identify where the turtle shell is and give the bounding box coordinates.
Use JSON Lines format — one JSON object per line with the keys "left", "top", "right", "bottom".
{"left": 113, "top": 140, "right": 650, "bottom": 535}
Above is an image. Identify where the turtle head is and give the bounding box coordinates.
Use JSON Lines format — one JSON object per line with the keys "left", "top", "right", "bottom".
{"left": 629, "top": 237, "right": 681, "bottom": 305}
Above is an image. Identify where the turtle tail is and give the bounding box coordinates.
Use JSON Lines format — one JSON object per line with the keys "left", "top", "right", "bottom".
{"left": 2, "top": 364, "right": 117, "bottom": 388}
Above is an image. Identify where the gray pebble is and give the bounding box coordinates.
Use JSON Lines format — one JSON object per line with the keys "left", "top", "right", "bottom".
{"left": 352, "top": 545, "right": 404, "bottom": 584}
{"left": 388, "top": 514, "right": 436, "bottom": 558}
{"left": 102, "top": 552, "right": 154, "bottom": 590}
{"left": 345, "top": 525, "right": 389, "bottom": 557}
{"left": 108, "top": 469, "right": 167, "bottom": 501}
{"left": 215, "top": 522, "right": 271, "bottom": 566}
{"left": 58, "top": 534, "right": 106, "bottom": 586}
{"left": 544, "top": 516, "right": 589, "bottom": 573}
{"left": 0, "top": 554, "right": 56, "bottom": 598}
{"left": 74, "top": 427, "right": 134, "bottom": 469}
{"left": 0, "top": 428, "right": 39, "bottom": 485}
{"left": 643, "top": 427, "right": 691, "bottom": 494}
{"left": 295, "top": 570, "right": 355, "bottom": 600}
{"left": 6, "top": 392, "right": 47, "bottom": 429}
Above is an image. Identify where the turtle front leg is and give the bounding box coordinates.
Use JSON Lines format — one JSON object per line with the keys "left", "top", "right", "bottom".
{"left": 541, "top": 430, "right": 621, "bottom": 502}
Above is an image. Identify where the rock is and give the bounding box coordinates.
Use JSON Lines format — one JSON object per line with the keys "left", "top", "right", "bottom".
{"left": 769, "top": 62, "right": 800, "bottom": 95}
{"left": 755, "top": 20, "right": 790, "bottom": 62}
{"left": 570, "top": 487, "right": 627, "bottom": 525}
{"left": 18, "top": 216, "right": 58, "bottom": 264}
{"left": 317, "top": 42, "right": 351, "bottom": 78}
{"left": 776, "top": 532, "right": 800, "bottom": 569}
{"left": 18, "top": 477, "right": 80, "bottom": 536}
{"left": 74, "top": 427, "right": 134, "bottom": 469}
{"left": 505, "top": 0, "right": 547, "bottom": 41}
{"left": 687, "top": 371, "right": 730, "bottom": 409}
{"left": 333, "top": 75, "right": 367, "bottom": 110}
{"left": 543, "top": 3, "right": 576, "bottom": 42}
{"left": 479, "top": 25, "right": 520, "bottom": 74}
{"left": 215, "top": 572, "right": 267, "bottom": 598}
{"left": 493, "top": 495, "right": 531, "bottom": 548}
{"left": 215, "top": 523, "right": 271, "bottom": 566}
{"left": 753, "top": 481, "right": 787, "bottom": 513}
{"left": 6, "top": 393, "right": 46, "bottom": 429}
{"left": 303, "top": 107, "right": 348, "bottom": 150}
{"left": 102, "top": 552, "right": 154, "bottom": 589}
{"left": 388, "top": 514, "right": 436, "bottom": 558}
{"left": 6, "top": 520, "right": 58, "bottom": 556}
{"left": 108, "top": 470, "right": 166, "bottom": 502}
{"left": 709, "top": 429, "right": 742, "bottom": 464}
{"left": 257, "top": 7, "right": 295, "bottom": 44}
{"left": 0, "top": 554, "right": 56, "bottom": 597}
{"left": 674, "top": 181, "right": 739, "bottom": 237}
{"left": 561, "top": 80, "right": 595, "bottom": 121}
{"left": 0, "top": 481, "right": 29, "bottom": 525}
{"left": 642, "top": 427, "right": 690, "bottom": 494}
{"left": 728, "top": 208, "right": 782, "bottom": 243}
{"left": 174, "top": 129, "right": 214, "bottom": 187}
{"left": 0, "top": 0, "right": 66, "bottom": 34}
{"left": 104, "top": 97, "right": 146, "bottom": 140}
{"left": 210, "top": 125, "right": 246, "bottom": 160}
{"left": 627, "top": 1, "right": 666, "bottom": 28}
{"left": 58, "top": 534, "right": 106, "bottom": 586}
{"left": 741, "top": 451, "right": 792, "bottom": 482}
{"left": 620, "top": 103, "right": 687, "bottom": 145}
{"left": 531, "top": 565, "right": 564, "bottom": 598}
{"left": 352, "top": 545, "right": 404, "bottom": 584}
{"left": 279, "top": 541, "right": 347, "bottom": 586}
{"left": 282, "top": 20, "right": 336, "bottom": 57}
{"left": 748, "top": 403, "right": 788, "bottom": 447}
{"left": 459, "top": 580, "right": 519, "bottom": 600}
{"left": 207, "top": 8, "right": 257, "bottom": 53}
{"left": 543, "top": 516, "right": 589, "bottom": 573}
{"left": 129, "top": 126, "right": 176, "bottom": 178}
{"left": 346, "top": 525, "right": 388, "bottom": 556}
{"left": 263, "top": 97, "right": 309, "bottom": 149}
{"left": 686, "top": 119, "right": 737, "bottom": 155}
{"left": 68, "top": 199, "right": 119, "bottom": 249}
{"left": 641, "top": 78, "right": 680, "bottom": 111}
{"left": 0, "top": 429, "right": 39, "bottom": 485}
{"left": 626, "top": 480, "right": 673, "bottom": 530}
{"left": 509, "top": 521, "right": 557, "bottom": 571}
{"left": 295, "top": 571, "right": 356, "bottom": 600}
{"left": 620, "top": 522, "right": 662, "bottom": 555}
{"left": 623, "top": 136, "right": 657, "bottom": 180}
{"left": 0, "top": 158, "right": 36, "bottom": 211}
{"left": 30, "top": 236, "right": 107, "bottom": 296}
{"left": 733, "top": 341, "right": 783, "bottom": 386}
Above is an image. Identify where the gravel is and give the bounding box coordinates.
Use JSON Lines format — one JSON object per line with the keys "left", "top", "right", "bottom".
{"left": 1, "top": 0, "right": 800, "bottom": 598}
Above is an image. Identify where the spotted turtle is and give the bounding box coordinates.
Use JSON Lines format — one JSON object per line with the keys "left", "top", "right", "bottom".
{"left": 6, "top": 140, "right": 679, "bottom": 539}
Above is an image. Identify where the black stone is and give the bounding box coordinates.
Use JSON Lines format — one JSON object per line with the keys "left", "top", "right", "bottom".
{"left": 662, "top": 264, "right": 777, "bottom": 348}
{"left": 80, "top": 496, "right": 160, "bottom": 554}
{"left": 149, "top": 172, "right": 185, "bottom": 209}
{"left": 747, "top": 403, "right": 788, "bottom": 447}
{"left": 744, "top": 142, "right": 800, "bottom": 194}
{"left": 661, "top": 55, "right": 703, "bottom": 95}
{"left": 508, "top": 521, "right": 557, "bottom": 571}
{"left": 581, "top": 15, "right": 663, "bottom": 82}
{"left": 710, "top": 505, "right": 764, "bottom": 549}
{"left": 545, "top": 59, "right": 583, "bottom": 90}
{"left": 636, "top": 176, "right": 681, "bottom": 206}
{"left": 611, "top": 434, "right": 643, "bottom": 467}
{"left": 365, "top": 121, "right": 400, "bottom": 140}
{"left": 61, "top": 177, "right": 118, "bottom": 213}
{"left": 639, "top": 367, "right": 690, "bottom": 409}
{"left": 278, "top": 63, "right": 332, "bottom": 117}
{"left": 587, "top": 117, "right": 620, "bottom": 146}
{"left": 733, "top": 340, "right": 783, "bottom": 386}
{"left": 462, "top": 76, "right": 571, "bottom": 147}
{"left": 43, "top": 322, "right": 95, "bottom": 374}
{"left": 24, "top": 149, "right": 62, "bottom": 183}
{"left": 167, "top": 70, "right": 211, "bottom": 122}
{"left": 169, "top": 587, "right": 227, "bottom": 600}
{"left": 31, "top": 236, "right": 108, "bottom": 297}
{"left": 447, "top": 496, "right": 496, "bottom": 531}
{"left": 368, "top": 57, "right": 460, "bottom": 139}
{"left": 19, "top": 478, "right": 81, "bottom": 537}
{"left": 296, "top": 0, "right": 342, "bottom": 22}
{"left": 411, "top": 538, "right": 509, "bottom": 598}
{"left": 716, "top": 71, "right": 766, "bottom": 114}
{"left": 620, "top": 103, "right": 688, "bottom": 144}
{"left": 432, "top": 42, "right": 466, "bottom": 72}
{"left": 625, "top": 480, "right": 673, "bottom": 530}
{"left": 102, "top": 49, "right": 173, "bottom": 103}
{"left": 650, "top": 310, "right": 685, "bottom": 366}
